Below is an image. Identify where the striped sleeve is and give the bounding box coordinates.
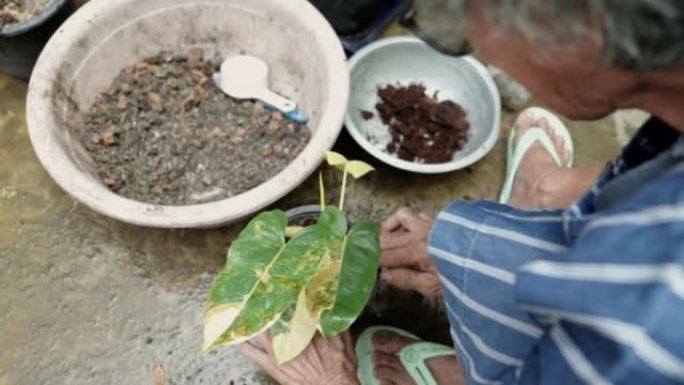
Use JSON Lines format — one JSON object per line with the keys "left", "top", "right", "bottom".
{"left": 515, "top": 175, "right": 684, "bottom": 384}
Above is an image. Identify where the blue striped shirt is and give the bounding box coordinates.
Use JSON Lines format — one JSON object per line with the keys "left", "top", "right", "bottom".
{"left": 430, "top": 119, "right": 684, "bottom": 385}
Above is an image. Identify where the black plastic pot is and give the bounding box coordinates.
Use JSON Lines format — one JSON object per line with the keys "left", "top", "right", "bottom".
{"left": 285, "top": 204, "right": 360, "bottom": 227}
{"left": 0, "top": 0, "right": 73, "bottom": 81}
{"left": 308, "top": 0, "right": 411, "bottom": 53}
{"left": 285, "top": 205, "right": 324, "bottom": 225}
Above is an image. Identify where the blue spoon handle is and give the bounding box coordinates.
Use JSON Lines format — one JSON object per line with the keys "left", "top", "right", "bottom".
{"left": 212, "top": 73, "right": 308, "bottom": 124}
{"left": 262, "top": 102, "right": 309, "bottom": 124}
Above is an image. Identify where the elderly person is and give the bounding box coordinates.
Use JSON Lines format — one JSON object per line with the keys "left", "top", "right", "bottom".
{"left": 241, "top": 1, "right": 684, "bottom": 384}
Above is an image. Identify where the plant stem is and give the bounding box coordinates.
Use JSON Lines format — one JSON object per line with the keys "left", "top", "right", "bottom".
{"left": 319, "top": 172, "right": 325, "bottom": 211}
{"left": 339, "top": 168, "right": 349, "bottom": 211}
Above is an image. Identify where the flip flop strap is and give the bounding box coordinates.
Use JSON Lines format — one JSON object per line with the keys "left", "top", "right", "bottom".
{"left": 399, "top": 342, "right": 456, "bottom": 385}
{"left": 523, "top": 107, "right": 574, "bottom": 168}
{"left": 356, "top": 326, "right": 422, "bottom": 385}
{"left": 499, "top": 127, "right": 564, "bottom": 203}
{"left": 512, "top": 127, "right": 564, "bottom": 168}
{"left": 505, "top": 125, "right": 517, "bottom": 175}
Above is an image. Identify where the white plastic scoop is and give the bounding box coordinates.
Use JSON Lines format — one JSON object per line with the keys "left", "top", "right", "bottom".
{"left": 216, "top": 55, "right": 297, "bottom": 113}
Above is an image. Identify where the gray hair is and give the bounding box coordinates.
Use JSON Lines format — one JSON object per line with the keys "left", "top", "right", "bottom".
{"left": 483, "top": 0, "right": 684, "bottom": 71}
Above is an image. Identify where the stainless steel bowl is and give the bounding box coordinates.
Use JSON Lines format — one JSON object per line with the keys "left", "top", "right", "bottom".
{"left": 345, "top": 36, "right": 501, "bottom": 174}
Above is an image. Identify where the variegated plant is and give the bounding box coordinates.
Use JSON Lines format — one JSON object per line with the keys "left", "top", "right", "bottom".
{"left": 203, "top": 152, "right": 380, "bottom": 364}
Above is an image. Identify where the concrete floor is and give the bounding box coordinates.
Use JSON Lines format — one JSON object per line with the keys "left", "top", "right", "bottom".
{"left": 0, "top": 60, "right": 645, "bottom": 385}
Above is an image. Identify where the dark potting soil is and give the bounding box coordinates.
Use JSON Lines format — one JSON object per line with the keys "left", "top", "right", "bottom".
{"left": 289, "top": 215, "right": 319, "bottom": 227}
{"left": 374, "top": 83, "right": 470, "bottom": 164}
{"left": 82, "top": 49, "right": 311, "bottom": 206}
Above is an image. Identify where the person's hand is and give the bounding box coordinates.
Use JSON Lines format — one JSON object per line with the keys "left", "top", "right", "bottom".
{"left": 239, "top": 332, "right": 359, "bottom": 385}
{"left": 380, "top": 208, "right": 442, "bottom": 298}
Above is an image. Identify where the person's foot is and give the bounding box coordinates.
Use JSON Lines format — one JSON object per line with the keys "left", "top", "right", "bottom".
{"left": 507, "top": 112, "right": 572, "bottom": 209}
{"left": 371, "top": 331, "right": 465, "bottom": 385}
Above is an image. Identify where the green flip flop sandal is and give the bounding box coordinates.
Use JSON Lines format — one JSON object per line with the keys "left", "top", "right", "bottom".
{"left": 356, "top": 326, "right": 456, "bottom": 385}
{"left": 499, "top": 107, "right": 575, "bottom": 204}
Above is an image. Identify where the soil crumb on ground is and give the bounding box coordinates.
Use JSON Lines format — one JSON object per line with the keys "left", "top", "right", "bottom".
{"left": 374, "top": 83, "right": 470, "bottom": 164}
{"left": 82, "top": 49, "right": 310, "bottom": 205}
{"left": 0, "top": 0, "right": 50, "bottom": 26}
{"left": 360, "top": 110, "right": 374, "bottom": 121}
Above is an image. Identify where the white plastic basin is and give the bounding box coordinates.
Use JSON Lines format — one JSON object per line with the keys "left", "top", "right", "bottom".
{"left": 27, "top": 0, "right": 349, "bottom": 228}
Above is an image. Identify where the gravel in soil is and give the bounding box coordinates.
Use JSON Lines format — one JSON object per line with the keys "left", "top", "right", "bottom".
{"left": 373, "top": 83, "right": 470, "bottom": 164}
{"left": 82, "top": 49, "right": 310, "bottom": 206}
{"left": 0, "top": 0, "right": 50, "bottom": 26}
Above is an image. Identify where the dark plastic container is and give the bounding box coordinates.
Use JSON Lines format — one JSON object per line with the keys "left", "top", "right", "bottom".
{"left": 0, "top": 0, "right": 73, "bottom": 81}
{"left": 285, "top": 205, "right": 324, "bottom": 226}
{"left": 309, "top": 0, "right": 411, "bottom": 53}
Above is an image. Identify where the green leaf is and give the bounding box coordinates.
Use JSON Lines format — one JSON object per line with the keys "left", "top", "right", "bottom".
{"left": 325, "top": 151, "right": 348, "bottom": 172}
{"left": 203, "top": 215, "right": 334, "bottom": 352}
{"left": 309, "top": 221, "right": 381, "bottom": 337}
{"left": 346, "top": 161, "right": 375, "bottom": 179}
{"left": 272, "top": 291, "right": 318, "bottom": 364}
{"left": 305, "top": 207, "right": 346, "bottom": 319}
{"left": 316, "top": 206, "right": 348, "bottom": 237}
{"left": 204, "top": 211, "right": 287, "bottom": 351}
{"left": 306, "top": 254, "right": 341, "bottom": 319}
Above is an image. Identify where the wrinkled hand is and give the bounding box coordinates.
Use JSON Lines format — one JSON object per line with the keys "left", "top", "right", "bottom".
{"left": 380, "top": 208, "right": 442, "bottom": 298}
{"left": 239, "top": 332, "right": 359, "bottom": 385}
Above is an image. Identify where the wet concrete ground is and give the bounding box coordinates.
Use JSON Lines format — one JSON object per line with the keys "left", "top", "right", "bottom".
{"left": 0, "top": 63, "right": 645, "bottom": 385}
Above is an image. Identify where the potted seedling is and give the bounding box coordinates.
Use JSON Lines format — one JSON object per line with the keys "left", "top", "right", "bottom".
{"left": 203, "top": 151, "right": 380, "bottom": 363}
{"left": 1, "top": 0, "right": 73, "bottom": 80}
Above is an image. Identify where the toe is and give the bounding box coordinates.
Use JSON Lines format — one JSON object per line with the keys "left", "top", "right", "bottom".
{"left": 370, "top": 332, "right": 428, "bottom": 385}
{"left": 373, "top": 351, "right": 402, "bottom": 369}
{"left": 375, "top": 363, "right": 418, "bottom": 385}
{"left": 546, "top": 122, "right": 570, "bottom": 165}
{"left": 558, "top": 143, "right": 569, "bottom": 164}
{"left": 374, "top": 364, "right": 398, "bottom": 382}
{"left": 540, "top": 118, "right": 570, "bottom": 165}
{"left": 515, "top": 112, "right": 537, "bottom": 131}
{"left": 373, "top": 331, "right": 418, "bottom": 354}
{"left": 538, "top": 117, "right": 550, "bottom": 129}
{"left": 513, "top": 113, "right": 545, "bottom": 148}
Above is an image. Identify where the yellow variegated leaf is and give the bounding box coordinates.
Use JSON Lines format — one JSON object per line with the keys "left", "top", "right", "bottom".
{"left": 346, "top": 160, "right": 375, "bottom": 179}
{"left": 203, "top": 211, "right": 288, "bottom": 352}
{"left": 204, "top": 211, "right": 333, "bottom": 352}
{"left": 204, "top": 303, "right": 283, "bottom": 351}
{"left": 325, "top": 151, "right": 348, "bottom": 171}
{"left": 203, "top": 304, "right": 241, "bottom": 351}
{"left": 272, "top": 291, "right": 319, "bottom": 364}
{"left": 306, "top": 257, "right": 342, "bottom": 319}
